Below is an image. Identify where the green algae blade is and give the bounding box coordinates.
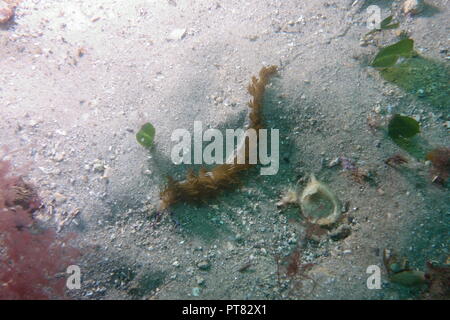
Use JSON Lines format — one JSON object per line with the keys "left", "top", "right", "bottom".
{"left": 136, "top": 122, "right": 156, "bottom": 148}
{"left": 371, "top": 38, "right": 414, "bottom": 68}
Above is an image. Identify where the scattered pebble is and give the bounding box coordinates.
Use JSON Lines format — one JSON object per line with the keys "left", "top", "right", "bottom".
{"left": 102, "top": 166, "right": 113, "bottom": 180}
{"left": 328, "top": 157, "right": 341, "bottom": 168}
{"left": 92, "top": 159, "right": 105, "bottom": 173}
{"left": 402, "top": 0, "right": 424, "bottom": 15}
{"left": 167, "top": 28, "right": 187, "bottom": 41}
{"left": 54, "top": 192, "right": 67, "bottom": 205}
{"left": 197, "top": 260, "right": 211, "bottom": 270}
{"left": 196, "top": 276, "right": 205, "bottom": 286}
{"left": 329, "top": 225, "right": 352, "bottom": 241}
{"left": 417, "top": 88, "right": 426, "bottom": 97}
{"left": 192, "top": 287, "right": 201, "bottom": 296}
{"left": 53, "top": 152, "right": 65, "bottom": 162}
{"left": 0, "top": 1, "right": 14, "bottom": 24}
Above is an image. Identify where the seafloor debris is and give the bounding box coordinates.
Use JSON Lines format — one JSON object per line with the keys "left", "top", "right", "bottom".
{"left": 299, "top": 174, "right": 341, "bottom": 227}
{"left": 9, "top": 179, "right": 40, "bottom": 211}
{"left": 275, "top": 244, "right": 316, "bottom": 295}
{"left": 303, "top": 218, "right": 328, "bottom": 241}
{"left": 277, "top": 174, "right": 341, "bottom": 227}
{"left": 345, "top": 167, "right": 371, "bottom": 184}
{"left": 385, "top": 154, "right": 409, "bottom": 167}
{"left": 329, "top": 224, "right": 351, "bottom": 241}
{"left": 167, "top": 28, "right": 187, "bottom": 41}
{"left": 426, "top": 147, "right": 450, "bottom": 185}
{"left": 383, "top": 249, "right": 426, "bottom": 287}
{"left": 367, "top": 113, "right": 382, "bottom": 132}
{"left": 276, "top": 188, "right": 298, "bottom": 208}
{"left": 159, "top": 65, "right": 277, "bottom": 210}
{"left": 423, "top": 261, "right": 450, "bottom": 300}
{"left": 336, "top": 156, "right": 372, "bottom": 184}
{"left": 383, "top": 249, "right": 450, "bottom": 298}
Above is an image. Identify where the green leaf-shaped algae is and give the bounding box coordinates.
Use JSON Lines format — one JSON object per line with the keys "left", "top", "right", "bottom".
{"left": 371, "top": 38, "right": 414, "bottom": 68}
{"left": 388, "top": 114, "right": 420, "bottom": 140}
{"left": 136, "top": 122, "right": 155, "bottom": 148}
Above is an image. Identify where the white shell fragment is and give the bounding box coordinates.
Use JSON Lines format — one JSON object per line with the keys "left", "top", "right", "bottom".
{"left": 167, "top": 28, "right": 187, "bottom": 41}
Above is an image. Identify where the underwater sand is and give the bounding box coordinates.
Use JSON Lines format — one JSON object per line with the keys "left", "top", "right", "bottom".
{"left": 0, "top": 0, "right": 448, "bottom": 299}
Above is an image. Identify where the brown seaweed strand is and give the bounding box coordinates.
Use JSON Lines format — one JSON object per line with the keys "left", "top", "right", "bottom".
{"left": 159, "top": 65, "right": 277, "bottom": 210}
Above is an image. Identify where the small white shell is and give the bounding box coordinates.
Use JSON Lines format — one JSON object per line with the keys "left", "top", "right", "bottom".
{"left": 300, "top": 174, "right": 341, "bottom": 226}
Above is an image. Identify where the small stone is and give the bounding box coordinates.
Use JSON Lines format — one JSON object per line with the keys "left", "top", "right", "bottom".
{"left": 373, "top": 140, "right": 381, "bottom": 148}
{"left": 386, "top": 105, "right": 394, "bottom": 114}
{"left": 167, "top": 28, "right": 186, "bottom": 41}
{"left": 0, "top": 2, "right": 14, "bottom": 24}
{"left": 225, "top": 242, "right": 234, "bottom": 251}
{"left": 276, "top": 189, "right": 298, "bottom": 207}
{"left": 329, "top": 225, "right": 352, "bottom": 241}
{"left": 197, "top": 260, "right": 211, "bottom": 270}
{"left": 192, "top": 287, "right": 201, "bottom": 296}
{"left": 359, "top": 39, "right": 369, "bottom": 47}
{"left": 28, "top": 120, "right": 38, "bottom": 127}
{"left": 288, "top": 237, "right": 297, "bottom": 244}
{"left": 53, "top": 152, "right": 65, "bottom": 162}
{"left": 172, "top": 261, "right": 180, "bottom": 267}
{"left": 196, "top": 276, "right": 205, "bottom": 286}
{"left": 444, "top": 121, "right": 450, "bottom": 131}
{"left": 92, "top": 159, "right": 105, "bottom": 173}
{"left": 54, "top": 192, "right": 67, "bottom": 205}
{"left": 417, "top": 88, "right": 426, "bottom": 97}
{"left": 328, "top": 157, "right": 341, "bottom": 168}
{"left": 102, "top": 166, "right": 112, "bottom": 180}
{"left": 402, "top": 0, "right": 424, "bottom": 15}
